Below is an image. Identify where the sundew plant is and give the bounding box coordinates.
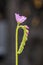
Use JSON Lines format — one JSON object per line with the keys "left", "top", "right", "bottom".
{"left": 15, "top": 13, "right": 29, "bottom": 65}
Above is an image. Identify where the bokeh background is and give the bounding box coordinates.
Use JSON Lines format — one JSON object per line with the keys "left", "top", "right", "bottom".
{"left": 0, "top": 0, "right": 43, "bottom": 65}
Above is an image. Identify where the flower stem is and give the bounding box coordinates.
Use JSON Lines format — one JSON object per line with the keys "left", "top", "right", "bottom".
{"left": 16, "top": 24, "right": 26, "bottom": 65}
{"left": 16, "top": 25, "right": 19, "bottom": 65}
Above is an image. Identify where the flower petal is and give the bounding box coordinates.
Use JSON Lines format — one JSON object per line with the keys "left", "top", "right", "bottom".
{"left": 15, "top": 13, "right": 20, "bottom": 22}
{"left": 19, "top": 16, "right": 27, "bottom": 23}
{"left": 15, "top": 13, "right": 27, "bottom": 23}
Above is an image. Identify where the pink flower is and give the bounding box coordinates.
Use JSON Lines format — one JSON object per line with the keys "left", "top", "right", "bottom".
{"left": 15, "top": 13, "right": 27, "bottom": 23}
{"left": 24, "top": 25, "right": 29, "bottom": 35}
{"left": 25, "top": 25, "right": 29, "bottom": 29}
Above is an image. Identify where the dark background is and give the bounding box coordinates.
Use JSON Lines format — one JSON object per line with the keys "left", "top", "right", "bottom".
{"left": 0, "top": 0, "right": 43, "bottom": 65}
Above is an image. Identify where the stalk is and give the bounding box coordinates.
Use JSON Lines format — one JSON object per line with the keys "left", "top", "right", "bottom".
{"left": 16, "top": 24, "right": 26, "bottom": 65}
{"left": 16, "top": 24, "right": 19, "bottom": 65}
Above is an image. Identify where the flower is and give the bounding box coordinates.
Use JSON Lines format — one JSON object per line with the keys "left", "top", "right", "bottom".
{"left": 25, "top": 25, "right": 29, "bottom": 29}
{"left": 15, "top": 13, "right": 27, "bottom": 23}
{"left": 24, "top": 25, "right": 29, "bottom": 35}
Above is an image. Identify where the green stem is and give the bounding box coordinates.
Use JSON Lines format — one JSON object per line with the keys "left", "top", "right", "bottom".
{"left": 16, "top": 25, "right": 19, "bottom": 65}
{"left": 16, "top": 24, "right": 25, "bottom": 65}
